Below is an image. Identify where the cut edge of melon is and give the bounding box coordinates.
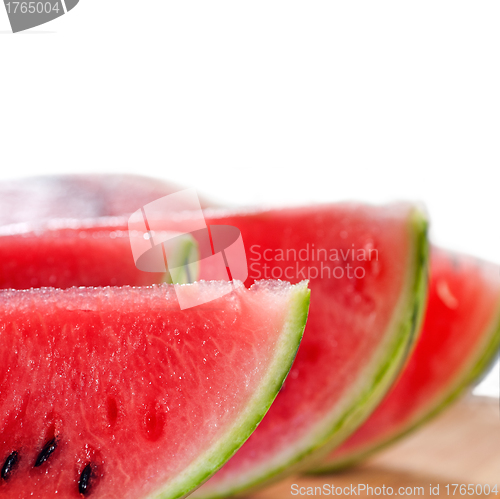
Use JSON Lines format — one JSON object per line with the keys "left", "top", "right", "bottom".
{"left": 196, "top": 207, "right": 430, "bottom": 498}
{"left": 313, "top": 260, "right": 500, "bottom": 472}
{"left": 147, "top": 280, "right": 310, "bottom": 499}
{"left": 164, "top": 234, "right": 201, "bottom": 285}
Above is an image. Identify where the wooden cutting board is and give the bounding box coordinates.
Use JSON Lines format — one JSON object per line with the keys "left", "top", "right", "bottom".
{"left": 250, "top": 396, "right": 500, "bottom": 498}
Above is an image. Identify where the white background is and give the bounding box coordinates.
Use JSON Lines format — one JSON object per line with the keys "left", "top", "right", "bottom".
{"left": 0, "top": 1, "right": 499, "bottom": 394}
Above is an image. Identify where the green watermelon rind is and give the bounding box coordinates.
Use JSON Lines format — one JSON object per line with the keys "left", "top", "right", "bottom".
{"left": 195, "top": 208, "right": 429, "bottom": 498}
{"left": 147, "top": 281, "right": 311, "bottom": 499}
{"left": 311, "top": 282, "right": 500, "bottom": 472}
{"left": 165, "top": 234, "right": 200, "bottom": 285}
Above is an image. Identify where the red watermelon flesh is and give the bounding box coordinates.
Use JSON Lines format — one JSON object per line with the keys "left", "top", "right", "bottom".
{"left": 0, "top": 280, "right": 309, "bottom": 499}
{"left": 0, "top": 202, "right": 428, "bottom": 496}
{"left": 0, "top": 222, "right": 196, "bottom": 289}
{"left": 311, "top": 248, "right": 500, "bottom": 471}
{"left": 175, "top": 203, "right": 428, "bottom": 497}
{"left": 0, "top": 174, "right": 200, "bottom": 227}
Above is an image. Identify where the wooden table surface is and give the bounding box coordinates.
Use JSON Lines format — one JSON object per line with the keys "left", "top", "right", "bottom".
{"left": 248, "top": 396, "right": 500, "bottom": 498}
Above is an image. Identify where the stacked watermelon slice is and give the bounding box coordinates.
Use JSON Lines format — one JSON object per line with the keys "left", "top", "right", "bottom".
{"left": 0, "top": 175, "right": 498, "bottom": 499}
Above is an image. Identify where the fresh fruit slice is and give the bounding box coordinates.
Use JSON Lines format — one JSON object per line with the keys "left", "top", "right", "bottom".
{"left": 0, "top": 174, "right": 209, "bottom": 226}
{"left": 310, "top": 247, "right": 500, "bottom": 472}
{"left": 0, "top": 221, "right": 198, "bottom": 289}
{"left": 0, "top": 280, "right": 309, "bottom": 499}
{"left": 0, "top": 202, "right": 428, "bottom": 496}
{"left": 180, "top": 203, "right": 427, "bottom": 497}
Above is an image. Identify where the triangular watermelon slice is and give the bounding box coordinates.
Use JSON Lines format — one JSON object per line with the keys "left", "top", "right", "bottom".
{"left": 0, "top": 280, "right": 309, "bottom": 499}
{"left": 309, "top": 247, "right": 500, "bottom": 472}
{"left": 180, "top": 203, "right": 428, "bottom": 497}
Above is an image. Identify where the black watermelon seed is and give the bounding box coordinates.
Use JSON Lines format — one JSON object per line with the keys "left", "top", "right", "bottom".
{"left": 1, "top": 451, "right": 19, "bottom": 480}
{"left": 78, "top": 464, "right": 92, "bottom": 495}
{"left": 34, "top": 438, "right": 57, "bottom": 467}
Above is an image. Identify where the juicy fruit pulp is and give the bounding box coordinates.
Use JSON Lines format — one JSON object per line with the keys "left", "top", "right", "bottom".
{"left": 311, "top": 248, "right": 500, "bottom": 471}
{"left": 3, "top": 203, "right": 427, "bottom": 496}
{"left": 0, "top": 280, "right": 309, "bottom": 499}
{"left": 184, "top": 203, "right": 428, "bottom": 497}
{"left": 0, "top": 223, "right": 197, "bottom": 289}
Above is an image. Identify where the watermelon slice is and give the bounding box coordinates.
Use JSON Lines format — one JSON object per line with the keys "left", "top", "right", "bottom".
{"left": 177, "top": 203, "right": 427, "bottom": 497}
{"left": 309, "top": 247, "right": 500, "bottom": 472}
{"left": 0, "top": 174, "right": 202, "bottom": 226}
{"left": 0, "top": 280, "right": 309, "bottom": 499}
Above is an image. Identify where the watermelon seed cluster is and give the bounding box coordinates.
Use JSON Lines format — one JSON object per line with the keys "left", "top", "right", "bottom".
{"left": 1, "top": 440, "right": 95, "bottom": 496}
